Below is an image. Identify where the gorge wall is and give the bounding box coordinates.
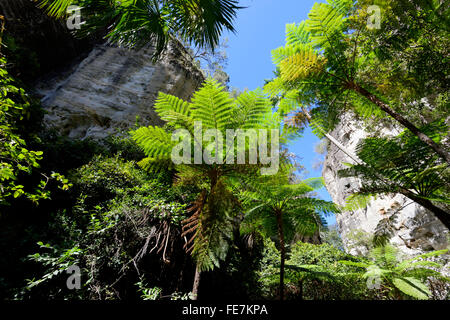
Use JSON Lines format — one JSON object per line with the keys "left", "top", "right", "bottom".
{"left": 1, "top": 0, "right": 204, "bottom": 140}
{"left": 322, "top": 113, "right": 449, "bottom": 257}
{"left": 35, "top": 42, "right": 204, "bottom": 139}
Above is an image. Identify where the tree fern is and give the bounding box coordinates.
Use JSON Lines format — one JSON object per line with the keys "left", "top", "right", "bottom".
{"left": 191, "top": 80, "right": 234, "bottom": 130}
{"left": 340, "top": 244, "right": 449, "bottom": 300}
{"left": 132, "top": 78, "right": 284, "bottom": 299}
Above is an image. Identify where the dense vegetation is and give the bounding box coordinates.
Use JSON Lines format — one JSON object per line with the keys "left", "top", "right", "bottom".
{"left": 0, "top": 0, "right": 448, "bottom": 301}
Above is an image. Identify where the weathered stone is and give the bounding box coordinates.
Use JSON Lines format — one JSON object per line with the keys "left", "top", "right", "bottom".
{"left": 35, "top": 41, "right": 204, "bottom": 139}
{"left": 322, "top": 113, "right": 449, "bottom": 257}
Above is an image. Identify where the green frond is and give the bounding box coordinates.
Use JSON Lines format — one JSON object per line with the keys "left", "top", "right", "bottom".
{"left": 343, "top": 193, "right": 375, "bottom": 211}
{"left": 303, "top": 177, "right": 325, "bottom": 190}
{"left": 370, "top": 245, "right": 399, "bottom": 268}
{"left": 285, "top": 21, "right": 310, "bottom": 47}
{"left": 306, "top": 2, "right": 347, "bottom": 49}
{"left": 279, "top": 48, "right": 325, "bottom": 82}
{"left": 38, "top": 0, "right": 74, "bottom": 18}
{"left": 277, "top": 90, "right": 301, "bottom": 115}
{"left": 154, "top": 92, "right": 192, "bottom": 126}
{"left": 131, "top": 126, "right": 174, "bottom": 159}
{"left": 234, "top": 90, "right": 271, "bottom": 129}
{"left": 392, "top": 277, "right": 431, "bottom": 300}
{"left": 191, "top": 78, "right": 235, "bottom": 130}
{"left": 396, "top": 260, "right": 442, "bottom": 272}
{"left": 338, "top": 260, "right": 370, "bottom": 268}
{"left": 400, "top": 249, "right": 449, "bottom": 266}
{"left": 327, "top": 0, "right": 355, "bottom": 16}
{"left": 309, "top": 117, "right": 326, "bottom": 139}
{"left": 137, "top": 157, "right": 173, "bottom": 172}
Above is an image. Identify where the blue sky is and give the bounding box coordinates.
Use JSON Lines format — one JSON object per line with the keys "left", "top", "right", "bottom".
{"left": 221, "top": 0, "right": 337, "bottom": 225}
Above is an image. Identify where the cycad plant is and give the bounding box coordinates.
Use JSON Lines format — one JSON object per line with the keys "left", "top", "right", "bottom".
{"left": 240, "top": 174, "right": 339, "bottom": 300}
{"left": 264, "top": 0, "right": 449, "bottom": 164}
{"left": 340, "top": 245, "right": 450, "bottom": 300}
{"left": 38, "top": 0, "right": 241, "bottom": 59}
{"left": 132, "top": 79, "right": 286, "bottom": 299}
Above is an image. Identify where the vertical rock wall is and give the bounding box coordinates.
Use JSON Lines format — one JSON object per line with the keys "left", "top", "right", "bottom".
{"left": 322, "top": 114, "right": 449, "bottom": 256}
{"left": 35, "top": 42, "right": 204, "bottom": 139}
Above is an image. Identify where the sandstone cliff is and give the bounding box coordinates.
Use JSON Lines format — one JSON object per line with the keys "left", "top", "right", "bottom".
{"left": 322, "top": 113, "right": 449, "bottom": 256}
{"left": 35, "top": 41, "right": 204, "bottom": 139}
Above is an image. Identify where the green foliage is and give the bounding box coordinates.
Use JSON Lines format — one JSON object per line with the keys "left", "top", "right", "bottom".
{"left": 26, "top": 242, "right": 83, "bottom": 294}
{"left": 39, "top": 0, "right": 242, "bottom": 60}
{"left": 338, "top": 122, "right": 450, "bottom": 221}
{"left": 240, "top": 175, "right": 338, "bottom": 243}
{"left": 20, "top": 154, "right": 193, "bottom": 299}
{"left": 0, "top": 56, "right": 69, "bottom": 205}
{"left": 265, "top": 0, "right": 449, "bottom": 164}
{"left": 257, "top": 239, "right": 372, "bottom": 300}
{"left": 339, "top": 245, "right": 450, "bottom": 300}
{"left": 239, "top": 173, "right": 339, "bottom": 299}
{"left": 132, "top": 78, "right": 284, "bottom": 273}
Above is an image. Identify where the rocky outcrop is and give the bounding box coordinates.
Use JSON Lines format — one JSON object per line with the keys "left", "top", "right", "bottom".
{"left": 322, "top": 113, "right": 449, "bottom": 257}
{"left": 35, "top": 41, "right": 204, "bottom": 139}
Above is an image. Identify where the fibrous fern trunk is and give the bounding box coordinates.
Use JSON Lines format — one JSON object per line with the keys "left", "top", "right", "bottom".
{"left": 276, "top": 211, "right": 286, "bottom": 301}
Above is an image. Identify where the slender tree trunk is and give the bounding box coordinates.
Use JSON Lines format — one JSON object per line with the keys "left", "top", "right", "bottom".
{"left": 399, "top": 188, "right": 450, "bottom": 229}
{"left": 191, "top": 264, "right": 201, "bottom": 300}
{"left": 276, "top": 211, "right": 286, "bottom": 301}
{"left": 349, "top": 82, "right": 450, "bottom": 164}
{"left": 301, "top": 107, "right": 362, "bottom": 165}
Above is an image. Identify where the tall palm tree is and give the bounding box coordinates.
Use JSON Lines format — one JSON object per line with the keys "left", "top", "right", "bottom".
{"left": 240, "top": 174, "right": 339, "bottom": 300}
{"left": 38, "top": 0, "right": 242, "bottom": 59}
{"left": 132, "top": 79, "right": 286, "bottom": 299}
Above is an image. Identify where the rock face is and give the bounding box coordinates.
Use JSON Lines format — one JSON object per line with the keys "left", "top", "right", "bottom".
{"left": 322, "top": 113, "right": 449, "bottom": 257}
{"left": 35, "top": 41, "right": 204, "bottom": 139}
{"left": 1, "top": 1, "right": 204, "bottom": 139}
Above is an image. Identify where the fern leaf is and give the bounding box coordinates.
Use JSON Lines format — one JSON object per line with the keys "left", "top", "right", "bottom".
{"left": 191, "top": 79, "right": 235, "bottom": 130}
{"left": 306, "top": 2, "right": 346, "bottom": 49}
{"left": 279, "top": 48, "right": 325, "bottom": 82}
{"left": 392, "top": 277, "right": 431, "bottom": 300}
{"left": 132, "top": 126, "right": 174, "bottom": 159}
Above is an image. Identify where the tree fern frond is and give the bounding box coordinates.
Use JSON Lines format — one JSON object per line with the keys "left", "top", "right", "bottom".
{"left": 327, "top": 0, "right": 355, "bottom": 16}
{"left": 343, "top": 193, "right": 375, "bottom": 211}
{"left": 38, "top": 0, "right": 74, "bottom": 18}
{"left": 132, "top": 126, "right": 174, "bottom": 159}
{"left": 191, "top": 78, "right": 235, "bottom": 130}
{"left": 154, "top": 92, "right": 192, "bottom": 126}
{"left": 234, "top": 90, "right": 271, "bottom": 129}
{"left": 306, "top": 2, "right": 347, "bottom": 49}
{"left": 279, "top": 48, "right": 325, "bottom": 82}
{"left": 137, "top": 157, "right": 173, "bottom": 172}
{"left": 285, "top": 21, "right": 310, "bottom": 47}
